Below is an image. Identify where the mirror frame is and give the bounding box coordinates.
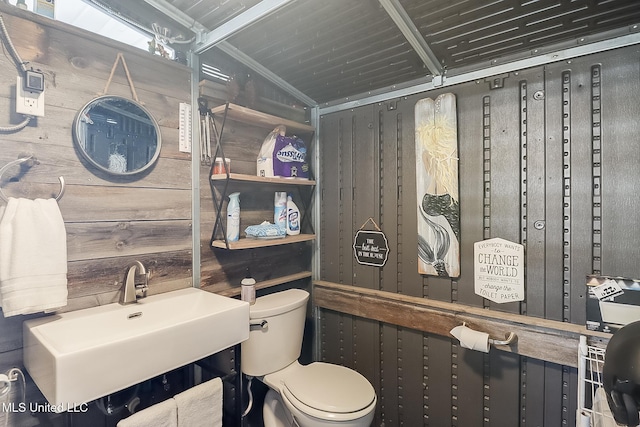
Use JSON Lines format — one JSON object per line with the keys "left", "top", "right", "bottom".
{"left": 72, "top": 95, "right": 162, "bottom": 176}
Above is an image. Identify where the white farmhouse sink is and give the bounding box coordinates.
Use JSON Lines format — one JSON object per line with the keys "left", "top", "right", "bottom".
{"left": 23, "top": 288, "right": 249, "bottom": 409}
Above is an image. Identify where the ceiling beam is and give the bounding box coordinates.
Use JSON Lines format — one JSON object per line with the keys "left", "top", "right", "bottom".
{"left": 319, "top": 31, "right": 640, "bottom": 115}
{"left": 140, "top": 0, "right": 314, "bottom": 105}
{"left": 194, "top": 0, "right": 296, "bottom": 54}
{"left": 217, "top": 41, "right": 317, "bottom": 106}
{"left": 378, "top": 0, "right": 443, "bottom": 76}
{"left": 142, "top": 0, "right": 209, "bottom": 33}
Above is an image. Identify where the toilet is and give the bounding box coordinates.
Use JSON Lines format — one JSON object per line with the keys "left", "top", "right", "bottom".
{"left": 241, "top": 289, "right": 377, "bottom": 427}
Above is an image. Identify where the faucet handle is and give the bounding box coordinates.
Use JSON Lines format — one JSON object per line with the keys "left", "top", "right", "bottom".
{"left": 136, "top": 269, "right": 149, "bottom": 285}
{"left": 134, "top": 268, "right": 149, "bottom": 298}
{"left": 135, "top": 283, "right": 148, "bottom": 299}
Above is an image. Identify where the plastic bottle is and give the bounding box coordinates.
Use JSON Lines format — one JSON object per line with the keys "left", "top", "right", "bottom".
{"left": 226, "top": 192, "right": 240, "bottom": 242}
{"left": 241, "top": 267, "right": 256, "bottom": 305}
{"left": 274, "top": 192, "right": 287, "bottom": 230}
{"left": 286, "top": 194, "right": 300, "bottom": 236}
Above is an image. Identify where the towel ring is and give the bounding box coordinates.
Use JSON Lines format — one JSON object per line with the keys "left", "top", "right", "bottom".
{"left": 0, "top": 156, "right": 65, "bottom": 202}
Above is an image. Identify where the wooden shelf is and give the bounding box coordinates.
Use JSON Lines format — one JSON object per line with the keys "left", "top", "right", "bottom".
{"left": 211, "top": 234, "right": 316, "bottom": 250}
{"left": 211, "top": 173, "right": 316, "bottom": 186}
{"left": 214, "top": 271, "right": 313, "bottom": 297}
{"left": 199, "top": 80, "right": 308, "bottom": 124}
{"left": 210, "top": 103, "right": 315, "bottom": 134}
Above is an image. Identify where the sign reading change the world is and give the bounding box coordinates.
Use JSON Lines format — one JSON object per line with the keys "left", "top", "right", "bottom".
{"left": 474, "top": 238, "right": 524, "bottom": 304}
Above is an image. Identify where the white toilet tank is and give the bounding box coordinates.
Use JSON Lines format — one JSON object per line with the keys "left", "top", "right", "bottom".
{"left": 241, "top": 289, "right": 309, "bottom": 377}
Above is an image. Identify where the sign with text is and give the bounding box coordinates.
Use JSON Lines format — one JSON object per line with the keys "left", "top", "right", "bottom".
{"left": 35, "top": 0, "right": 55, "bottom": 18}
{"left": 474, "top": 238, "right": 524, "bottom": 303}
{"left": 353, "top": 230, "right": 389, "bottom": 267}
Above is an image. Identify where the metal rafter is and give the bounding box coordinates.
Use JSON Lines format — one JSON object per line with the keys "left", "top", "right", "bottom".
{"left": 140, "top": 0, "right": 314, "bottom": 105}
{"left": 378, "top": 0, "right": 443, "bottom": 76}
{"left": 319, "top": 31, "right": 640, "bottom": 114}
{"left": 216, "top": 41, "right": 316, "bottom": 106}
{"left": 142, "top": 0, "right": 208, "bottom": 33}
{"left": 194, "top": 0, "right": 296, "bottom": 54}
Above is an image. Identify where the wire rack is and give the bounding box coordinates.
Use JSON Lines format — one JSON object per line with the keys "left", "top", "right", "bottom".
{"left": 577, "top": 336, "right": 619, "bottom": 427}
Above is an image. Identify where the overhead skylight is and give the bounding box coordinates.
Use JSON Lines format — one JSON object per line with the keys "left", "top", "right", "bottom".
{"left": 5, "top": 0, "right": 152, "bottom": 51}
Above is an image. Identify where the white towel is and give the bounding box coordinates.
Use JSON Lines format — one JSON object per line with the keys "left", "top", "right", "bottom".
{"left": 117, "top": 398, "right": 177, "bottom": 427}
{"left": 174, "top": 378, "right": 223, "bottom": 427}
{"left": 0, "top": 198, "right": 68, "bottom": 317}
{"left": 591, "top": 386, "right": 618, "bottom": 427}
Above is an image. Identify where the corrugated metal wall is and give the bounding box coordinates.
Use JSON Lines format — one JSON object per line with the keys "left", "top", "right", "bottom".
{"left": 318, "top": 44, "right": 640, "bottom": 426}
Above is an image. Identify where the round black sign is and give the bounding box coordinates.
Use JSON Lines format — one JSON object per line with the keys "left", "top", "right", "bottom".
{"left": 353, "top": 230, "right": 389, "bottom": 267}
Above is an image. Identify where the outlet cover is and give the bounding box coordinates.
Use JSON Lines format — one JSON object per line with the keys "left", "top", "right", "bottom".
{"left": 16, "top": 76, "right": 45, "bottom": 117}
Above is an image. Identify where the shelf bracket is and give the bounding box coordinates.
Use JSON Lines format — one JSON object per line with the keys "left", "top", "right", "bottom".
{"left": 208, "top": 103, "right": 231, "bottom": 249}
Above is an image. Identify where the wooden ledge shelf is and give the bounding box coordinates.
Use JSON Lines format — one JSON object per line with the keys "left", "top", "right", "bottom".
{"left": 212, "top": 234, "right": 316, "bottom": 250}
{"left": 211, "top": 173, "right": 316, "bottom": 186}
{"left": 211, "top": 271, "right": 313, "bottom": 298}
{"left": 313, "top": 281, "right": 611, "bottom": 368}
{"left": 210, "top": 103, "right": 315, "bottom": 134}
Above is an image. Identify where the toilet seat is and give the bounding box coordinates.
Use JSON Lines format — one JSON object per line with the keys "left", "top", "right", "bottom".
{"left": 280, "top": 362, "right": 376, "bottom": 422}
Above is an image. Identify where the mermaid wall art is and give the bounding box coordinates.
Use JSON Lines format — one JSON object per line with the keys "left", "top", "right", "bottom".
{"left": 415, "top": 93, "right": 460, "bottom": 278}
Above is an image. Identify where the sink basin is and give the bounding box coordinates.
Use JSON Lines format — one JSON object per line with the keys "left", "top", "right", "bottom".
{"left": 23, "top": 288, "right": 249, "bottom": 409}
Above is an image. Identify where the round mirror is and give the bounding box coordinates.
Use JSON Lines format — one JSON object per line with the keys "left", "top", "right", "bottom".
{"left": 73, "top": 96, "right": 161, "bottom": 176}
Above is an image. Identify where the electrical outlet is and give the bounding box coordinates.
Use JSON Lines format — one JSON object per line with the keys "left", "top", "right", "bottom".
{"left": 16, "top": 76, "right": 45, "bottom": 117}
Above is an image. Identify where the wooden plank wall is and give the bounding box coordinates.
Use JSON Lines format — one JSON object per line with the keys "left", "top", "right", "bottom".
{"left": 318, "top": 44, "right": 640, "bottom": 426}
{"left": 0, "top": 6, "right": 191, "bottom": 421}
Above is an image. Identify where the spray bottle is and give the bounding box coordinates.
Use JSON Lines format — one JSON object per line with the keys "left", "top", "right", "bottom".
{"left": 226, "top": 192, "right": 241, "bottom": 242}
{"left": 274, "top": 192, "right": 287, "bottom": 230}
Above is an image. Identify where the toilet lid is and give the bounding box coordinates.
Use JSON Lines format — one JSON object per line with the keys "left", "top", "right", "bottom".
{"left": 283, "top": 362, "right": 375, "bottom": 414}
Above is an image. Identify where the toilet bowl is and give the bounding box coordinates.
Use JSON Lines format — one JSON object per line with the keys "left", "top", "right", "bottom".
{"left": 263, "top": 389, "right": 295, "bottom": 427}
{"left": 241, "top": 289, "right": 376, "bottom": 427}
{"left": 263, "top": 360, "right": 376, "bottom": 427}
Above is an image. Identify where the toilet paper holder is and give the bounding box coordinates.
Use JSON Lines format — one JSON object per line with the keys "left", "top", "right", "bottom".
{"left": 489, "top": 331, "right": 517, "bottom": 346}
{"left": 450, "top": 322, "right": 517, "bottom": 353}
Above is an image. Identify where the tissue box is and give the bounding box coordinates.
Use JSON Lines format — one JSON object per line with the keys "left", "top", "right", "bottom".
{"left": 586, "top": 275, "right": 640, "bottom": 333}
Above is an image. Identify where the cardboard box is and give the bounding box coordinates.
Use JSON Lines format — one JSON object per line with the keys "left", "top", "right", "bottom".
{"left": 586, "top": 275, "right": 640, "bottom": 333}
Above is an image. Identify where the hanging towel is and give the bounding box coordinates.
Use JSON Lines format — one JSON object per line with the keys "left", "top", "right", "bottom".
{"left": 174, "top": 377, "right": 223, "bottom": 427}
{"left": 0, "top": 198, "right": 68, "bottom": 317}
{"left": 117, "top": 398, "right": 178, "bottom": 427}
{"left": 591, "top": 386, "right": 618, "bottom": 427}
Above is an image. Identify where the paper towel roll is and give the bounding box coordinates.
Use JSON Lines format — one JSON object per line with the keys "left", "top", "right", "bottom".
{"left": 450, "top": 325, "right": 490, "bottom": 352}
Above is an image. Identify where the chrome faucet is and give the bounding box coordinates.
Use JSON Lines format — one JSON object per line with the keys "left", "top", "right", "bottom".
{"left": 119, "top": 261, "right": 149, "bottom": 305}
